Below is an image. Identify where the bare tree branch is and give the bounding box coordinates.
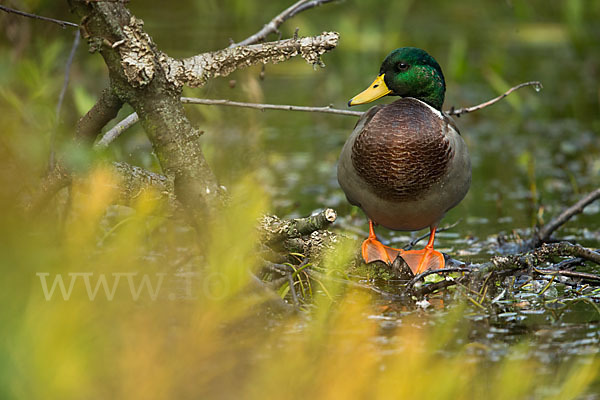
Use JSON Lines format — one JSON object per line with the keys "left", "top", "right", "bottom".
{"left": 28, "top": 160, "right": 175, "bottom": 215}
{"left": 0, "top": 5, "right": 78, "bottom": 28}
{"left": 230, "top": 0, "right": 337, "bottom": 47}
{"left": 77, "top": 88, "right": 124, "bottom": 142}
{"left": 95, "top": 98, "right": 360, "bottom": 148}
{"left": 95, "top": 112, "right": 138, "bottom": 148}
{"left": 50, "top": 29, "right": 81, "bottom": 169}
{"left": 96, "top": 80, "right": 539, "bottom": 147}
{"left": 446, "top": 81, "right": 543, "bottom": 117}
{"left": 67, "top": 2, "right": 222, "bottom": 222}
{"left": 181, "top": 98, "right": 361, "bottom": 116}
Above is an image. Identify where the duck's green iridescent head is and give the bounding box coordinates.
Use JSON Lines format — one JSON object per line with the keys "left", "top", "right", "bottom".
{"left": 349, "top": 47, "right": 446, "bottom": 111}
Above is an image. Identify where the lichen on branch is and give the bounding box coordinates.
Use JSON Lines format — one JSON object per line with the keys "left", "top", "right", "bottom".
{"left": 117, "top": 16, "right": 156, "bottom": 87}
{"left": 163, "top": 31, "right": 339, "bottom": 88}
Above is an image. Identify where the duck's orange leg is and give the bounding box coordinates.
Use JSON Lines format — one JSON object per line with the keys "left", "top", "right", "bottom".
{"left": 361, "top": 220, "right": 402, "bottom": 264}
{"left": 361, "top": 223, "right": 445, "bottom": 275}
{"left": 399, "top": 226, "right": 445, "bottom": 274}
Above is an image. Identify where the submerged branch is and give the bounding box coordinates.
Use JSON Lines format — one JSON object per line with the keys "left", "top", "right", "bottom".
{"left": 533, "top": 267, "right": 600, "bottom": 283}
{"left": 532, "top": 188, "right": 600, "bottom": 247}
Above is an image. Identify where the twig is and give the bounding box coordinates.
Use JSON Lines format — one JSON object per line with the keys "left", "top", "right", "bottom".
{"left": 96, "top": 79, "right": 538, "bottom": 146}
{"left": 96, "top": 100, "right": 362, "bottom": 147}
{"left": 533, "top": 188, "right": 600, "bottom": 246}
{"left": 465, "top": 295, "right": 487, "bottom": 310}
{"left": 50, "top": 30, "right": 81, "bottom": 169}
{"left": 446, "top": 81, "right": 543, "bottom": 117}
{"left": 182, "top": 98, "right": 363, "bottom": 117}
{"left": 287, "top": 273, "right": 300, "bottom": 306}
{"left": 478, "top": 271, "right": 494, "bottom": 302}
{"left": 230, "top": 0, "right": 337, "bottom": 47}
{"left": 533, "top": 267, "right": 600, "bottom": 283}
{"left": 263, "top": 261, "right": 294, "bottom": 275}
{"left": 0, "top": 5, "right": 78, "bottom": 28}
{"left": 553, "top": 257, "right": 586, "bottom": 270}
{"left": 414, "top": 276, "right": 468, "bottom": 297}
{"left": 95, "top": 112, "right": 138, "bottom": 147}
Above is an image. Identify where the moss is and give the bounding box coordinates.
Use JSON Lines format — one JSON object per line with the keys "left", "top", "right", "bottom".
{"left": 348, "top": 261, "right": 396, "bottom": 280}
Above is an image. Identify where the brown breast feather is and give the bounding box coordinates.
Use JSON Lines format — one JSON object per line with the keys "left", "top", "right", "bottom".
{"left": 351, "top": 98, "right": 454, "bottom": 202}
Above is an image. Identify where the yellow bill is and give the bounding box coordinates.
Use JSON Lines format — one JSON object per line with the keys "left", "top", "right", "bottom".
{"left": 348, "top": 74, "right": 391, "bottom": 106}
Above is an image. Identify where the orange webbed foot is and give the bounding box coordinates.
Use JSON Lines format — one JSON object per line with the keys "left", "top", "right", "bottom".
{"left": 361, "top": 220, "right": 402, "bottom": 264}
{"left": 361, "top": 222, "right": 445, "bottom": 275}
{"left": 399, "top": 225, "right": 445, "bottom": 274}
{"left": 399, "top": 247, "right": 445, "bottom": 275}
{"left": 361, "top": 236, "right": 402, "bottom": 264}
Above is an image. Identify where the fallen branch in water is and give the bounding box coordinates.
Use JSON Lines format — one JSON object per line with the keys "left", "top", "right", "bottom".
{"left": 531, "top": 188, "right": 600, "bottom": 248}
{"left": 477, "top": 242, "right": 600, "bottom": 278}
{"left": 533, "top": 267, "right": 600, "bottom": 283}
{"left": 97, "top": 81, "right": 541, "bottom": 147}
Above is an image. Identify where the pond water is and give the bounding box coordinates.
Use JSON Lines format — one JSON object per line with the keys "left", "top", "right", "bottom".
{"left": 129, "top": 0, "right": 600, "bottom": 374}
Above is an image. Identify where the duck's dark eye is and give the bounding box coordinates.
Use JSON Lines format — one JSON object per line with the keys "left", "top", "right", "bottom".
{"left": 396, "top": 62, "right": 410, "bottom": 72}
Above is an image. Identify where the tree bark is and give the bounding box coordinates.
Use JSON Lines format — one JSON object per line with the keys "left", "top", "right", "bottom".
{"left": 67, "top": 1, "right": 221, "bottom": 223}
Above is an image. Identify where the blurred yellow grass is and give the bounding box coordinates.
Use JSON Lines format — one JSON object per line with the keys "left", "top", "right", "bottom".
{"left": 1, "top": 168, "right": 598, "bottom": 399}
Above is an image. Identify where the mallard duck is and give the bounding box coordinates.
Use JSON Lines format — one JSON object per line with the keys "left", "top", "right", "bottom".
{"left": 337, "top": 47, "right": 471, "bottom": 274}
